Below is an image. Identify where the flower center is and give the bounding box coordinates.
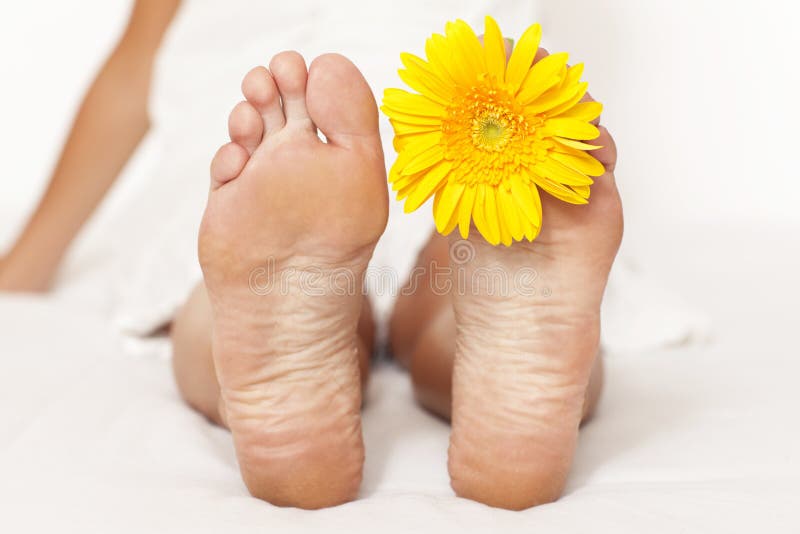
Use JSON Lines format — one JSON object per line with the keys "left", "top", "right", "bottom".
{"left": 441, "top": 84, "right": 542, "bottom": 186}
{"left": 472, "top": 111, "right": 512, "bottom": 151}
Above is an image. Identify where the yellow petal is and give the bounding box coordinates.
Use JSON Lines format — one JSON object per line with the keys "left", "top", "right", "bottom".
{"left": 388, "top": 158, "right": 405, "bottom": 186}
{"left": 437, "top": 29, "right": 475, "bottom": 87}
{"left": 434, "top": 181, "right": 466, "bottom": 233}
{"left": 535, "top": 62, "right": 584, "bottom": 110}
{"left": 517, "top": 52, "right": 569, "bottom": 104}
{"left": 391, "top": 169, "right": 416, "bottom": 191}
{"left": 396, "top": 134, "right": 441, "bottom": 177}
{"left": 382, "top": 108, "right": 442, "bottom": 126}
{"left": 534, "top": 63, "right": 589, "bottom": 116}
{"left": 401, "top": 53, "right": 453, "bottom": 94}
{"left": 398, "top": 53, "right": 454, "bottom": 106}
{"left": 402, "top": 130, "right": 441, "bottom": 154}
{"left": 538, "top": 158, "right": 595, "bottom": 186}
{"left": 425, "top": 34, "right": 460, "bottom": 86}
{"left": 445, "top": 20, "right": 485, "bottom": 80}
{"left": 394, "top": 180, "right": 418, "bottom": 200}
{"left": 442, "top": 207, "right": 460, "bottom": 235}
{"left": 389, "top": 119, "right": 440, "bottom": 136}
{"left": 526, "top": 183, "right": 544, "bottom": 241}
{"left": 530, "top": 171, "right": 589, "bottom": 204}
{"left": 383, "top": 88, "right": 445, "bottom": 118}
{"left": 506, "top": 23, "right": 542, "bottom": 91}
{"left": 457, "top": 184, "right": 477, "bottom": 238}
{"left": 398, "top": 70, "right": 450, "bottom": 107}
{"left": 404, "top": 160, "right": 452, "bottom": 212}
{"left": 483, "top": 15, "right": 506, "bottom": 83}
{"left": 390, "top": 141, "right": 420, "bottom": 179}
{"left": 483, "top": 186, "right": 502, "bottom": 245}
{"left": 552, "top": 136, "right": 603, "bottom": 151}
{"left": 572, "top": 185, "right": 591, "bottom": 199}
{"left": 528, "top": 82, "right": 588, "bottom": 117}
{"left": 472, "top": 185, "right": 492, "bottom": 243}
{"left": 523, "top": 220, "right": 540, "bottom": 241}
{"left": 393, "top": 161, "right": 425, "bottom": 195}
{"left": 393, "top": 134, "right": 414, "bottom": 152}
{"left": 510, "top": 174, "right": 542, "bottom": 227}
{"left": 495, "top": 200, "right": 513, "bottom": 246}
{"left": 498, "top": 187, "right": 524, "bottom": 241}
{"left": 542, "top": 117, "right": 599, "bottom": 140}
{"left": 550, "top": 150, "right": 606, "bottom": 177}
{"left": 393, "top": 128, "right": 443, "bottom": 152}
{"left": 401, "top": 141, "right": 445, "bottom": 176}
{"left": 553, "top": 101, "right": 603, "bottom": 122}
{"left": 551, "top": 62, "right": 584, "bottom": 92}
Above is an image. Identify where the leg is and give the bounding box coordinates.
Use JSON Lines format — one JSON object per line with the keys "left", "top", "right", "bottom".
{"left": 390, "top": 234, "right": 603, "bottom": 422}
{"left": 171, "top": 283, "right": 376, "bottom": 428}
{"left": 184, "top": 51, "right": 387, "bottom": 509}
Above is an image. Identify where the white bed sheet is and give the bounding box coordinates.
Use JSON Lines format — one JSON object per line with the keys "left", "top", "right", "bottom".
{"left": 1, "top": 224, "right": 799, "bottom": 533}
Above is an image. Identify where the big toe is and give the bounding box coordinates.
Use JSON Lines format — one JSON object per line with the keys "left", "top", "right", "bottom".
{"left": 307, "top": 54, "right": 380, "bottom": 147}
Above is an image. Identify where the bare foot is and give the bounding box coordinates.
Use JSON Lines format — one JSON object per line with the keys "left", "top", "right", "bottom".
{"left": 447, "top": 125, "right": 622, "bottom": 509}
{"left": 199, "top": 52, "right": 387, "bottom": 509}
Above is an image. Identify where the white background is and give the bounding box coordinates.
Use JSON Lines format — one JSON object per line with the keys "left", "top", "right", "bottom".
{"left": 2, "top": 4, "right": 799, "bottom": 531}
{"left": 1, "top": 0, "right": 799, "bottom": 253}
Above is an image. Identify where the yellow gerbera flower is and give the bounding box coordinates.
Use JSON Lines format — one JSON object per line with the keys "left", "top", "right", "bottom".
{"left": 381, "top": 16, "right": 606, "bottom": 246}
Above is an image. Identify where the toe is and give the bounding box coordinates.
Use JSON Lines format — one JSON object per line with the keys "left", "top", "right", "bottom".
{"left": 307, "top": 54, "right": 380, "bottom": 147}
{"left": 590, "top": 126, "right": 617, "bottom": 173}
{"left": 242, "top": 66, "right": 286, "bottom": 134}
{"left": 584, "top": 126, "right": 623, "bottom": 245}
{"left": 228, "top": 101, "right": 263, "bottom": 154}
{"left": 210, "top": 142, "right": 249, "bottom": 190}
{"left": 269, "top": 51, "right": 314, "bottom": 129}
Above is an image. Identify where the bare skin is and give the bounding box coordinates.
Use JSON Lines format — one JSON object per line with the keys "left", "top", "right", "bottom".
{"left": 389, "top": 46, "right": 621, "bottom": 509}
{"left": 176, "top": 45, "right": 619, "bottom": 510}
{"left": 195, "top": 52, "right": 388, "bottom": 508}
{"left": 390, "top": 233, "right": 604, "bottom": 423}
{"left": 1, "top": 0, "right": 623, "bottom": 511}
{"left": 390, "top": 132, "right": 619, "bottom": 508}
{"left": 172, "top": 283, "right": 375, "bottom": 428}
{"left": 0, "top": 0, "right": 181, "bottom": 292}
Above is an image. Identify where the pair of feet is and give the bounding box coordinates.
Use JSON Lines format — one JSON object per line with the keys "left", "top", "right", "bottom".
{"left": 199, "top": 51, "right": 622, "bottom": 509}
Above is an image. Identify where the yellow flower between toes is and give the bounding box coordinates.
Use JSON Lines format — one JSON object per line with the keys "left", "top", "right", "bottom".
{"left": 381, "top": 16, "right": 606, "bottom": 246}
